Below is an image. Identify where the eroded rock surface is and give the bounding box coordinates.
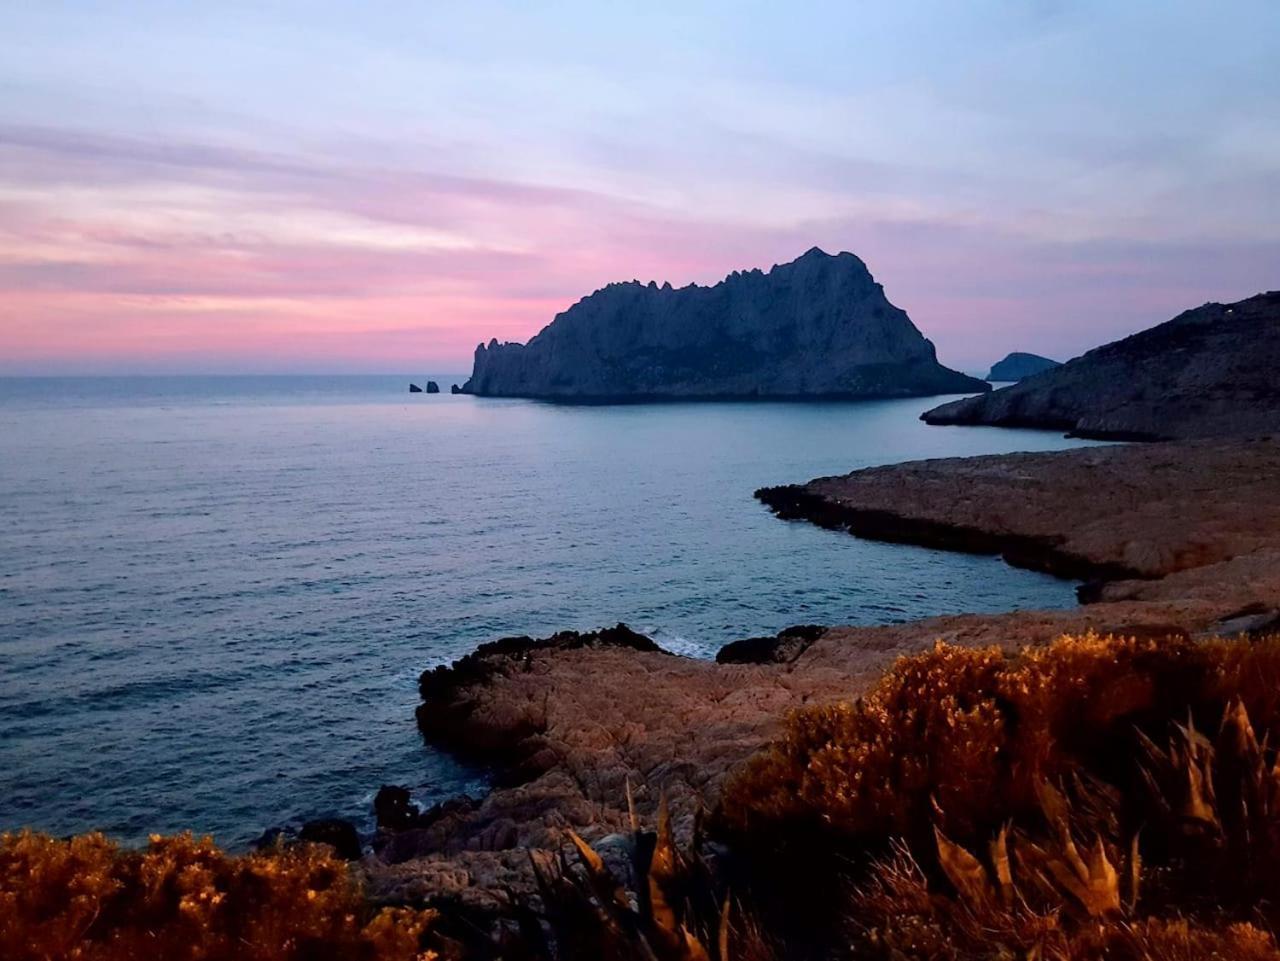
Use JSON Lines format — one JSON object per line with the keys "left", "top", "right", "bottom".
{"left": 461, "top": 248, "right": 987, "bottom": 399}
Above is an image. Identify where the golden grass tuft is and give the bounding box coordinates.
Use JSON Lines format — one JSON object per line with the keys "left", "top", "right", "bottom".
{"left": 0, "top": 831, "right": 438, "bottom": 961}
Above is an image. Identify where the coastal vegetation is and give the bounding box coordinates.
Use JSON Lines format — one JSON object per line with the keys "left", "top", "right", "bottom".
{"left": 0, "top": 832, "right": 439, "bottom": 961}
{"left": 10, "top": 632, "right": 1280, "bottom": 960}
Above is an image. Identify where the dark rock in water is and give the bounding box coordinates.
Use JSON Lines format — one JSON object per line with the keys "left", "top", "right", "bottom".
{"left": 426, "top": 381, "right": 440, "bottom": 394}
{"left": 987, "top": 351, "right": 1060, "bottom": 382}
{"left": 924, "top": 291, "right": 1280, "bottom": 440}
{"left": 450, "top": 384, "right": 462, "bottom": 394}
{"left": 298, "top": 818, "right": 361, "bottom": 860}
{"left": 460, "top": 247, "right": 987, "bottom": 400}
{"left": 374, "top": 785, "right": 422, "bottom": 832}
{"left": 716, "top": 624, "right": 828, "bottom": 664}
{"left": 409, "top": 383, "right": 423, "bottom": 393}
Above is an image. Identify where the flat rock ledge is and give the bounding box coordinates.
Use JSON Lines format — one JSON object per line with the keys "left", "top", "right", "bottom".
{"left": 758, "top": 437, "right": 1280, "bottom": 594}
{"left": 755, "top": 483, "right": 1139, "bottom": 587}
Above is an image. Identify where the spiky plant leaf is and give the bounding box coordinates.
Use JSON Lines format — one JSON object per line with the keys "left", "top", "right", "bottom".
{"left": 718, "top": 896, "right": 731, "bottom": 961}
{"left": 989, "top": 824, "right": 1014, "bottom": 907}
{"left": 934, "top": 826, "right": 994, "bottom": 910}
{"left": 1126, "top": 832, "right": 1141, "bottom": 914}
{"left": 646, "top": 795, "right": 685, "bottom": 952}
{"left": 1083, "top": 836, "right": 1121, "bottom": 917}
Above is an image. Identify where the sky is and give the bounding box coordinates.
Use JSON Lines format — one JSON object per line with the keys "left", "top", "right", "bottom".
{"left": 1, "top": 1, "right": 1278, "bottom": 375}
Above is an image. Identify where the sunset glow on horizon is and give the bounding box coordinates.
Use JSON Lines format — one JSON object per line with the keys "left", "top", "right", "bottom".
{"left": 3, "top": 1, "right": 1278, "bottom": 375}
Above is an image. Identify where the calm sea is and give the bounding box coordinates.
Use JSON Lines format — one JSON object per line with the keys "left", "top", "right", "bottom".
{"left": 0, "top": 376, "right": 1096, "bottom": 846}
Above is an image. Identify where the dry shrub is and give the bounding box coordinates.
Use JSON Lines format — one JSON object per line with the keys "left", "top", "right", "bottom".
{"left": 0, "top": 831, "right": 438, "bottom": 961}
{"left": 719, "top": 633, "right": 1280, "bottom": 959}
{"left": 723, "top": 632, "right": 1215, "bottom": 844}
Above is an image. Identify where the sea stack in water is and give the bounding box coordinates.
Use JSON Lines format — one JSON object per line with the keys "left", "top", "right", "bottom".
{"left": 924, "top": 292, "right": 1280, "bottom": 440}
{"left": 408, "top": 383, "right": 423, "bottom": 393}
{"left": 987, "top": 352, "right": 1060, "bottom": 381}
{"left": 426, "top": 381, "right": 440, "bottom": 394}
{"left": 460, "top": 248, "right": 988, "bottom": 400}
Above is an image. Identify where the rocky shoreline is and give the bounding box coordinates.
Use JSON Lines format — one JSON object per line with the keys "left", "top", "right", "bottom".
{"left": 754, "top": 481, "right": 1141, "bottom": 589}
{"left": 361, "top": 435, "right": 1280, "bottom": 917}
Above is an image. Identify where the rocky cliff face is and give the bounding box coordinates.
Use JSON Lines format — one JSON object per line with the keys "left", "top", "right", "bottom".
{"left": 987, "top": 351, "right": 1060, "bottom": 381}
{"left": 924, "top": 292, "right": 1280, "bottom": 440}
{"left": 462, "top": 248, "right": 988, "bottom": 399}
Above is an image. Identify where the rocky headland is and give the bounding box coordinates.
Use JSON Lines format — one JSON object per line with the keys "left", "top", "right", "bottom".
{"left": 461, "top": 248, "right": 988, "bottom": 400}
{"left": 925, "top": 291, "right": 1280, "bottom": 439}
{"left": 986, "top": 350, "right": 1060, "bottom": 381}
{"left": 756, "top": 438, "right": 1280, "bottom": 594}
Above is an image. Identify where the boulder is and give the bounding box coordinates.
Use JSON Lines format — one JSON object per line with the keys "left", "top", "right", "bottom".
{"left": 409, "top": 383, "right": 423, "bottom": 393}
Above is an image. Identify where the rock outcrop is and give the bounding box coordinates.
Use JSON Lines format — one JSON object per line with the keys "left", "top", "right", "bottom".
{"left": 409, "top": 383, "right": 423, "bottom": 393}
{"left": 715, "top": 624, "right": 827, "bottom": 664}
{"left": 461, "top": 248, "right": 988, "bottom": 399}
{"left": 987, "top": 351, "right": 1060, "bottom": 381}
{"left": 925, "top": 292, "right": 1280, "bottom": 439}
{"left": 426, "top": 381, "right": 440, "bottom": 394}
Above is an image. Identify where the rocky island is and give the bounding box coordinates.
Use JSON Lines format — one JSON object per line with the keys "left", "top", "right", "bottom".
{"left": 986, "top": 350, "right": 1060, "bottom": 381}
{"left": 460, "top": 248, "right": 988, "bottom": 400}
{"left": 926, "top": 292, "right": 1280, "bottom": 439}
